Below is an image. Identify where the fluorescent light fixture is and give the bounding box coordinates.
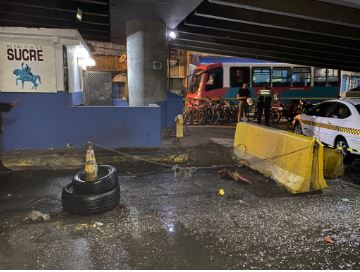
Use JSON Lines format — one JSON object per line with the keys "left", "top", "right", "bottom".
{"left": 78, "top": 57, "right": 96, "bottom": 70}
{"left": 74, "top": 45, "right": 95, "bottom": 70}
{"left": 76, "top": 8, "right": 83, "bottom": 21}
{"left": 74, "top": 46, "right": 90, "bottom": 59}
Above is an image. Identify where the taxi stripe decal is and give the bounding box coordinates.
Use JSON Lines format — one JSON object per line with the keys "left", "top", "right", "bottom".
{"left": 326, "top": 144, "right": 360, "bottom": 154}
{"left": 300, "top": 119, "right": 360, "bottom": 154}
{"left": 301, "top": 120, "right": 360, "bottom": 136}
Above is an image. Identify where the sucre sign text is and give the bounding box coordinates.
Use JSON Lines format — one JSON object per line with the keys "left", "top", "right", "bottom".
{"left": 6, "top": 44, "right": 44, "bottom": 61}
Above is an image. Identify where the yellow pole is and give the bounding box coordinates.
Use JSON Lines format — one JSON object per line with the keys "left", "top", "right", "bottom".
{"left": 85, "top": 142, "right": 98, "bottom": 182}
{"left": 176, "top": 114, "right": 184, "bottom": 138}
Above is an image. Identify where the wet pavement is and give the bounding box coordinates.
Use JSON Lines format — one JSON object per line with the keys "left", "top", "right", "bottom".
{"left": 1, "top": 157, "right": 360, "bottom": 269}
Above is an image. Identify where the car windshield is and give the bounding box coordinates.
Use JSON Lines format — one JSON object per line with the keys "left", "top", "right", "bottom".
{"left": 190, "top": 69, "right": 204, "bottom": 94}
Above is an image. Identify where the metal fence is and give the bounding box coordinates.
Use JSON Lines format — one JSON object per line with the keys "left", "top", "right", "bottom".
{"left": 84, "top": 71, "right": 112, "bottom": 106}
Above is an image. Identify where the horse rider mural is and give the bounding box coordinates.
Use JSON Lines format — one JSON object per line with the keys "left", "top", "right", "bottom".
{"left": 13, "top": 63, "right": 41, "bottom": 90}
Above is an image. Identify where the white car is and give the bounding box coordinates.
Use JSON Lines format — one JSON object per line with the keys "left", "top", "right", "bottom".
{"left": 293, "top": 98, "right": 360, "bottom": 163}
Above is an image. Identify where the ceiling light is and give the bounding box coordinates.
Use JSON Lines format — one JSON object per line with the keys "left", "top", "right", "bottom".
{"left": 168, "top": 30, "right": 177, "bottom": 40}
{"left": 76, "top": 8, "right": 83, "bottom": 21}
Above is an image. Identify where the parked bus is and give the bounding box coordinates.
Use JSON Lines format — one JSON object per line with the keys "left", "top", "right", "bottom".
{"left": 187, "top": 62, "right": 339, "bottom": 104}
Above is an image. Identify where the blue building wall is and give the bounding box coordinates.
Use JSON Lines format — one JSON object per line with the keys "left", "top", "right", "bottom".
{"left": 0, "top": 92, "right": 161, "bottom": 150}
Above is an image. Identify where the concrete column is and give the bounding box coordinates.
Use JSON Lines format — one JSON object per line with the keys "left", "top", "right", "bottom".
{"left": 126, "top": 19, "right": 167, "bottom": 106}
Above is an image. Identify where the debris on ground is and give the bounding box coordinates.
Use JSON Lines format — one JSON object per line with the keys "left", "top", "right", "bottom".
{"left": 324, "top": 235, "right": 335, "bottom": 244}
{"left": 239, "top": 200, "right": 250, "bottom": 206}
{"left": 76, "top": 222, "right": 104, "bottom": 230}
{"left": 341, "top": 198, "right": 350, "bottom": 203}
{"left": 218, "top": 188, "right": 225, "bottom": 197}
{"left": 94, "top": 222, "right": 104, "bottom": 227}
{"left": 24, "top": 210, "right": 50, "bottom": 222}
{"left": 217, "top": 169, "right": 251, "bottom": 184}
{"left": 257, "top": 211, "right": 266, "bottom": 219}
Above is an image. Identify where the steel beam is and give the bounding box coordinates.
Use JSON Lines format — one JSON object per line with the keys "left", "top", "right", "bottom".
{"left": 195, "top": 1, "right": 360, "bottom": 41}
{"left": 209, "top": 0, "right": 360, "bottom": 28}
{"left": 177, "top": 24, "right": 360, "bottom": 60}
{"left": 184, "top": 15, "right": 360, "bottom": 51}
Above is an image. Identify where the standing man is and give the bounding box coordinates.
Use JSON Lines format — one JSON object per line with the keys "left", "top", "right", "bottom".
{"left": 0, "top": 100, "right": 17, "bottom": 174}
{"left": 237, "top": 82, "right": 250, "bottom": 122}
{"left": 257, "top": 84, "right": 273, "bottom": 126}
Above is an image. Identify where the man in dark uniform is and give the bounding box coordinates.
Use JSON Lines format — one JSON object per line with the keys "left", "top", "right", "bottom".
{"left": 257, "top": 84, "right": 273, "bottom": 126}
{"left": 0, "top": 101, "right": 17, "bottom": 174}
{"left": 237, "top": 82, "right": 250, "bottom": 122}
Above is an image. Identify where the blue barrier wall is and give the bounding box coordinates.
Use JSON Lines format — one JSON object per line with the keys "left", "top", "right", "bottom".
{"left": 158, "top": 92, "right": 184, "bottom": 129}
{"left": 0, "top": 92, "right": 161, "bottom": 150}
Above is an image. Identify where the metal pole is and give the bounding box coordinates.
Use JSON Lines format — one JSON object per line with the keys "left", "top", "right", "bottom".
{"left": 168, "top": 43, "right": 171, "bottom": 91}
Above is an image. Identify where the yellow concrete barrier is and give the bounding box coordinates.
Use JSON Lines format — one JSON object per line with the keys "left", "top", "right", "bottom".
{"left": 233, "top": 123, "right": 328, "bottom": 194}
{"left": 323, "top": 148, "right": 344, "bottom": 179}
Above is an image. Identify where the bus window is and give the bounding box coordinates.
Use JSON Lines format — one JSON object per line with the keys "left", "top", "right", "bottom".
{"left": 314, "top": 68, "right": 327, "bottom": 87}
{"left": 252, "top": 67, "right": 271, "bottom": 87}
{"left": 315, "top": 68, "right": 338, "bottom": 87}
{"left": 205, "top": 67, "right": 223, "bottom": 91}
{"left": 272, "top": 67, "right": 291, "bottom": 87}
{"left": 230, "top": 67, "right": 250, "bottom": 87}
{"left": 292, "top": 67, "right": 311, "bottom": 87}
{"left": 190, "top": 69, "right": 204, "bottom": 94}
{"left": 327, "top": 69, "right": 338, "bottom": 86}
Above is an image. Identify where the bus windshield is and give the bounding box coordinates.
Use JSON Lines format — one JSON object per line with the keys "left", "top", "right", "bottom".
{"left": 190, "top": 69, "right": 204, "bottom": 94}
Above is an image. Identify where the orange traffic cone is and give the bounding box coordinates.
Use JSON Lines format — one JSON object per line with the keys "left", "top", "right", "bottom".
{"left": 85, "top": 142, "right": 98, "bottom": 182}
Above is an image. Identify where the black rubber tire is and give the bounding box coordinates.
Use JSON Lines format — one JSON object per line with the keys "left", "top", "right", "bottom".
{"left": 62, "top": 183, "right": 120, "bottom": 215}
{"left": 72, "top": 165, "right": 118, "bottom": 194}
{"left": 335, "top": 137, "right": 354, "bottom": 164}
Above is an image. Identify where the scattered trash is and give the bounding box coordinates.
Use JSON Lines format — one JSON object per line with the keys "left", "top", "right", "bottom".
{"left": 341, "top": 198, "right": 350, "bottom": 203}
{"left": 24, "top": 210, "right": 50, "bottom": 222}
{"left": 257, "top": 211, "right": 265, "bottom": 219}
{"left": 218, "top": 188, "right": 225, "bottom": 197}
{"left": 4, "top": 194, "right": 12, "bottom": 199}
{"left": 94, "top": 222, "right": 104, "bottom": 227}
{"left": 239, "top": 200, "right": 250, "bottom": 206}
{"left": 66, "top": 143, "right": 74, "bottom": 149}
{"left": 173, "top": 165, "right": 196, "bottom": 179}
{"left": 76, "top": 224, "right": 93, "bottom": 230}
{"left": 217, "top": 169, "right": 251, "bottom": 184}
{"left": 324, "top": 235, "right": 335, "bottom": 244}
{"left": 76, "top": 222, "right": 104, "bottom": 230}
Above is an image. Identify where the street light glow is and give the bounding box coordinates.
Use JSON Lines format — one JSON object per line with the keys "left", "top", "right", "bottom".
{"left": 169, "top": 31, "right": 177, "bottom": 40}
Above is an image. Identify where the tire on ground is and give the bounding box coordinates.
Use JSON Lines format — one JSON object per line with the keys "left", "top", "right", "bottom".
{"left": 62, "top": 183, "right": 120, "bottom": 215}
{"left": 335, "top": 137, "right": 354, "bottom": 164}
{"left": 72, "top": 165, "right": 118, "bottom": 194}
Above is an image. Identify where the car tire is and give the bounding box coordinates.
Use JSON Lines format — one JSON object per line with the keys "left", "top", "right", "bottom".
{"left": 335, "top": 137, "right": 354, "bottom": 164}
{"left": 293, "top": 122, "right": 303, "bottom": 135}
{"left": 72, "top": 165, "right": 118, "bottom": 194}
{"left": 62, "top": 183, "right": 120, "bottom": 215}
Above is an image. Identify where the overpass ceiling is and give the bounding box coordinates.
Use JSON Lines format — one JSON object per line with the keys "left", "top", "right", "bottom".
{"left": 172, "top": 0, "right": 360, "bottom": 72}
{"left": 0, "top": 0, "right": 110, "bottom": 41}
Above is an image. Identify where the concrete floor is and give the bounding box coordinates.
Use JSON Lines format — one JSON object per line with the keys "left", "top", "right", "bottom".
{"left": 1, "top": 125, "right": 360, "bottom": 269}
{"left": 0, "top": 161, "right": 360, "bottom": 269}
